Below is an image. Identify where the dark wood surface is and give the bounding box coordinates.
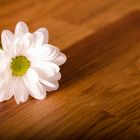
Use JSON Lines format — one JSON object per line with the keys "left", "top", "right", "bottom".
{"left": 0, "top": 0, "right": 140, "bottom": 140}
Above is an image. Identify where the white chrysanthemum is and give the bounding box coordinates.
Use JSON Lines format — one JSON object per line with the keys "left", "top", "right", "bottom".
{"left": 0, "top": 21, "right": 66, "bottom": 104}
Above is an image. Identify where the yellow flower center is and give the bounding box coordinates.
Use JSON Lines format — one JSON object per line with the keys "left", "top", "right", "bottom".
{"left": 10, "top": 56, "right": 30, "bottom": 76}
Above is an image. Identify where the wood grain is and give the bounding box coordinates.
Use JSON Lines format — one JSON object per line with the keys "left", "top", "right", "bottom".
{"left": 0, "top": 0, "right": 140, "bottom": 140}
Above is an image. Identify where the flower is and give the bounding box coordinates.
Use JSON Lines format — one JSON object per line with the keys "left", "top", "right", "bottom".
{"left": 0, "top": 21, "right": 67, "bottom": 104}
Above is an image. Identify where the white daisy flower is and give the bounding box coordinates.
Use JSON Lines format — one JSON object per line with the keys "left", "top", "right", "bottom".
{"left": 0, "top": 21, "right": 67, "bottom": 104}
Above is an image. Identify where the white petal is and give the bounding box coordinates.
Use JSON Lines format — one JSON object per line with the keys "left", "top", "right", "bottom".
{"left": 0, "top": 68, "right": 13, "bottom": 102}
{"left": 14, "top": 21, "right": 29, "bottom": 39}
{"left": 0, "top": 80, "right": 13, "bottom": 102}
{"left": 41, "top": 62, "right": 60, "bottom": 73}
{"left": 36, "top": 28, "right": 49, "bottom": 44}
{"left": 45, "top": 84, "right": 59, "bottom": 91}
{"left": 42, "top": 44, "right": 60, "bottom": 60}
{"left": 0, "top": 50, "right": 7, "bottom": 73}
{"left": 26, "top": 44, "right": 60, "bottom": 65}
{"left": 27, "top": 44, "right": 60, "bottom": 61}
{"left": 32, "top": 61, "right": 60, "bottom": 78}
{"left": 1, "top": 30, "right": 14, "bottom": 52}
{"left": 33, "top": 31, "right": 44, "bottom": 47}
{"left": 27, "top": 68, "right": 38, "bottom": 83}
{"left": 0, "top": 68, "right": 11, "bottom": 86}
{"left": 22, "top": 68, "right": 46, "bottom": 100}
{"left": 38, "top": 72, "right": 61, "bottom": 84}
{"left": 26, "top": 45, "right": 50, "bottom": 62}
{"left": 52, "top": 53, "right": 67, "bottom": 66}
{"left": 0, "top": 89, "right": 13, "bottom": 102}
{"left": 23, "top": 32, "right": 34, "bottom": 42}
{"left": 40, "top": 78, "right": 59, "bottom": 91}
{"left": 12, "top": 77, "right": 29, "bottom": 104}
{"left": 23, "top": 33, "right": 35, "bottom": 48}
{"left": 50, "top": 72, "right": 61, "bottom": 81}
{"left": 23, "top": 32, "right": 44, "bottom": 48}
{"left": 14, "top": 36, "right": 30, "bottom": 56}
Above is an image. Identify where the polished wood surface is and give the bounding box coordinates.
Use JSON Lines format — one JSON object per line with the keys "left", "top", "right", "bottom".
{"left": 0, "top": 0, "right": 140, "bottom": 139}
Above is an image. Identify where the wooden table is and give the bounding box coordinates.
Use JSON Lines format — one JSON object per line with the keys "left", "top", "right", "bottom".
{"left": 0, "top": 0, "right": 140, "bottom": 139}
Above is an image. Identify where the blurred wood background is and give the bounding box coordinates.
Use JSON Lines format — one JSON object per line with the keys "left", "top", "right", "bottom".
{"left": 0, "top": 0, "right": 140, "bottom": 139}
